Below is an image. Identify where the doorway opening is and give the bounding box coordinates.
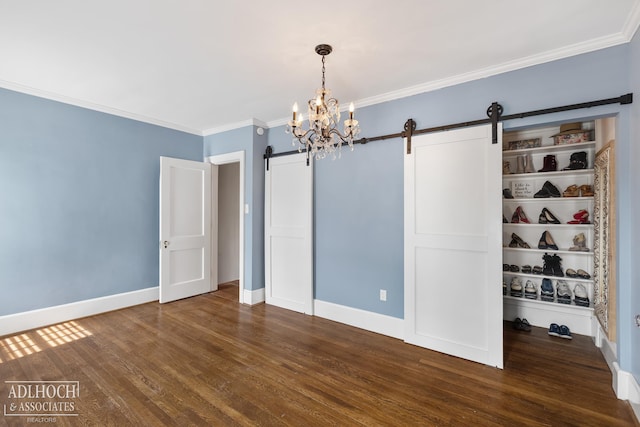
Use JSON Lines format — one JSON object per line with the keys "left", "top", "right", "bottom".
{"left": 207, "top": 151, "right": 245, "bottom": 304}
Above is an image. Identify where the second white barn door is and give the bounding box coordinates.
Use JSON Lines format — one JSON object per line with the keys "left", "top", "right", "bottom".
{"left": 264, "top": 153, "right": 313, "bottom": 314}
{"left": 404, "top": 124, "right": 503, "bottom": 368}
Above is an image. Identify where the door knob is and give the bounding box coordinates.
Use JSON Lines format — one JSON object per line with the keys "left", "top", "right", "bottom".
{"left": 163, "top": 241, "right": 170, "bottom": 249}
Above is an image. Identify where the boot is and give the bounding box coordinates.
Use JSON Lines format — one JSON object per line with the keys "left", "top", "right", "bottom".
{"left": 542, "top": 253, "right": 553, "bottom": 276}
{"left": 516, "top": 155, "right": 525, "bottom": 174}
{"left": 552, "top": 254, "right": 564, "bottom": 277}
{"left": 524, "top": 154, "right": 536, "bottom": 173}
{"left": 563, "top": 151, "right": 587, "bottom": 170}
{"left": 538, "top": 155, "right": 557, "bottom": 172}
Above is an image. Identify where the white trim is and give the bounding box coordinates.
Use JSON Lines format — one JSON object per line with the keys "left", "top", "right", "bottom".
{"left": 202, "top": 118, "right": 269, "bottom": 136}
{"left": 313, "top": 299, "right": 404, "bottom": 340}
{"left": 266, "top": 31, "right": 634, "bottom": 130}
{"left": 0, "top": 287, "right": 158, "bottom": 337}
{"left": 0, "top": 79, "right": 202, "bottom": 136}
{"left": 205, "top": 151, "right": 245, "bottom": 304}
{"left": 622, "top": 0, "right": 640, "bottom": 41}
{"left": 243, "top": 288, "right": 265, "bottom": 305}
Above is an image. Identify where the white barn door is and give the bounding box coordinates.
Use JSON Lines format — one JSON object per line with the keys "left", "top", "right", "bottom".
{"left": 404, "top": 124, "right": 503, "bottom": 368}
{"left": 159, "top": 156, "right": 213, "bottom": 303}
{"left": 265, "top": 153, "right": 313, "bottom": 314}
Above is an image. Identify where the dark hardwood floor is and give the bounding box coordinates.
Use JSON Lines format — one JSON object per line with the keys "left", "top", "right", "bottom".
{"left": 0, "top": 282, "right": 636, "bottom": 426}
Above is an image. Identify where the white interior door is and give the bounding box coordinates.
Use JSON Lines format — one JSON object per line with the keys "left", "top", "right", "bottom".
{"left": 404, "top": 124, "right": 503, "bottom": 368}
{"left": 159, "top": 156, "right": 214, "bottom": 303}
{"left": 265, "top": 153, "right": 313, "bottom": 314}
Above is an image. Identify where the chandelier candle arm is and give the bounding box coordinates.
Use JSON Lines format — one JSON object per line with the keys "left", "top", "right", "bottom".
{"left": 285, "top": 44, "right": 361, "bottom": 160}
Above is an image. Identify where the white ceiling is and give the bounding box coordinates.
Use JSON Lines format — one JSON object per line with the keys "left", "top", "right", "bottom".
{"left": 1, "top": 1, "right": 639, "bottom": 135}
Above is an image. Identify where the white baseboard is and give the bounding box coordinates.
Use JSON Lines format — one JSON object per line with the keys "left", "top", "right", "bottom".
{"left": 594, "top": 323, "right": 640, "bottom": 424}
{"left": 313, "top": 299, "right": 404, "bottom": 340}
{"left": 0, "top": 287, "right": 159, "bottom": 337}
{"left": 243, "top": 287, "right": 265, "bottom": 305}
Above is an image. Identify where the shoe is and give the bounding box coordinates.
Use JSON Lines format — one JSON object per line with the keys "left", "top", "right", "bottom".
{"left": 577, "top": 269, "right": 591, "bottom": 279}
{"left": 562, "top": 151, "right": 588, "bottom": 170}
{"left": 510, "top": 277, "right": 523, "bottom": 297}
{"left": 567, "top": 209, "right": 589, "bottom": 224}
{"left": 538, "top": 207, "right": 561, "bottom": 224}
{"left": 532, "top": 265, "right": 543, "bottom": 275}
{"left": 565, "top": 268, "right": 578, "bottom": 278}
{"left": 569, "top": 233, "right": 590, "bottom": 252}
{"left": 534, "top": 181, "right": 561, "bottom": 198}
{"left": 509, "top": 239, "right": 519, "bottom": 248}
{"left": 521, "top": 265, "right": 532, "bottom": 274}
{"left": 540, "top": 278, "right": 554, "bottom": 302}
{"left": 574, "top": 283, "right": 590, "bottom": 307}
{"left": 503, "top": 161, "right": 512, "bottom": 175}
{"left": 524, "top": 154, "right": 536, "bottom": 173}
{"left": 538, "top": 231, "right": 559, "bottom": 250}
{"left": 503, "top": 281, "right": 507, "bottom": 295}
{"left": 516, "top": 155, "right": 525, "bottom": 174}
{"left": 548, "top": 323, "right": 561, "bottom": 337}
{"left": 579, "top": 184, "right": 594, "bottom": 197}
{"left": 563, "top": 184, "right": 580, "bottom": 197}
{"left": 503, "top": 188, "right": 514, "bottom": 199}
{"left": 517, "top": 206, "right": 530, "bottom": 223}
{"left": 519, "top": 318, "right": 532, "bottom": 331}
{"left": 538, "top": 155, "right": 558, "bottom": 172}
{"left": 524, "top": 280, "right": 537, "bottom": 299}
{"left": 542, "top": 253, "right": 554, "bottom": 276}
{"left": 552, "top": 254, "right": 564, "bottom": 277}
{"left": 511, "top": 210, "right": 520, "bottom": 223}
{"left": 511, "top": 233, "right": 530, "bottom": 249}
{"left": 557, "top": 280, "right": 571, "bottom": 304}
{"left": 509, "top": 265, "right": 520, "bottom": 272}
{"left": 559, "top": 325, "right": 573, "bottom": 339}
{"left": 503, "top": 263, "right": 510, "bottom": 271}
{"left": 503, "top": 215, "right": 508, "bottom": 224}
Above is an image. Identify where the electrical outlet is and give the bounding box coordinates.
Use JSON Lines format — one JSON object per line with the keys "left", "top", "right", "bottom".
{"left": 380, "top": 289, "right": 387, "bottom": 302}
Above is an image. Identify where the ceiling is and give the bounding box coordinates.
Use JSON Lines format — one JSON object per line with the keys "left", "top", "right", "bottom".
{"left": 1, "top": 1, "right": 639, "bottom": 136}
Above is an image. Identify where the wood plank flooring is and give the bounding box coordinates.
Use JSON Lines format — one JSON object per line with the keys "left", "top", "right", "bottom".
{"left": 0, "top": 282, "right": 637, "bottom": 426}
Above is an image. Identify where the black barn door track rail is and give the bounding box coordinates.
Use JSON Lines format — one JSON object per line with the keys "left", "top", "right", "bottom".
{"left": 264, "top": 93, "right": 633, "bottom": 165}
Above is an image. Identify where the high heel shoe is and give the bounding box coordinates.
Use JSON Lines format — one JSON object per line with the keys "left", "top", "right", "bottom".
{"left": 562, "top": 184, "right": 580, "bottom": 197}
{"left": 567, "top": 209, "right": 590, "bottom": 224}
{"left": 517, "top": 206, "right": 530, "bottom": 224}
{"left": 538, "top": 231, "right": 559, "bottom": 250}
{"left": 511, "top": 233, "right": 530, "bottom": 249}
{"left": 579, "top": 184, "right": 594, "bottom": 197}
{"left": 538, "top": 207, "right": 560, "bottom": 224}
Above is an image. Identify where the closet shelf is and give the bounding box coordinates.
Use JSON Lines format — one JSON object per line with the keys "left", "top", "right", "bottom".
{"left": 502, "top": 140, "right": 595, "bottom": 155}
{"left": 502, "top": 197, "right": 594, "bottom": 203}
{"left": 502, "top": 272, "right": 594, "bottom": 284}
{"left": 503, "top": 295, "right": 593, "bottom": 312}
{"left": 503, "top": 223, "right": 594, "bottom": 229}
{"left": 502, "top": 169, "right": 594, "bottom": 180}
{"left": 503, "top": 247, "right": 593, "bottom": 256}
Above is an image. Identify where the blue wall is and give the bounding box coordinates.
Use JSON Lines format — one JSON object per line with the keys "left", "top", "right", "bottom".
{"left": 0, "top": 88, "right": 202, "bottom": 316}
{"left": 203, "top": 125, "right": 268, "bottom": 291}
{"left": 268, "top": 44, "right": 637, "bottom": 373}
{"left": 629, "top": 29, "right": 640, "bottom": 385}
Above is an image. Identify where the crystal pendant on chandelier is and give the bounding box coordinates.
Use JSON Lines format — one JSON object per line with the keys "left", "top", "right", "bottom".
{"left": 285, "top": 44, "right": 360, "bottom": 160}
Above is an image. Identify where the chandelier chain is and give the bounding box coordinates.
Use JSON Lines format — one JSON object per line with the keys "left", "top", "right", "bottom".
{"left": 321, "top": 55, "right": 326, "bottom": 90}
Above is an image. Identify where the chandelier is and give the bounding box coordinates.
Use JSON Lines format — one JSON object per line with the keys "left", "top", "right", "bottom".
{"left": 286, "top": 44, "right": 360, "bottom": 159}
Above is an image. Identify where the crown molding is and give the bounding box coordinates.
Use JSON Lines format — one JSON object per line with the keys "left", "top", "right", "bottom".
{"left": 267, "top": 31, "right": 633, "bottom": 129}
{"left": 622, "top": 0, "right": 640, "bottom": 41}
{"left": 0, "top": 79, "right": 203, "bottom": 136}
{"left": 202, "top": 118, "right": 269, "bottom": 136}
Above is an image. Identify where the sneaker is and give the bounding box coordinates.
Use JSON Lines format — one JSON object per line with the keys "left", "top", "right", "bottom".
{"left": 540, "top": 278, "right": 554, "bottom": 302}
{"left": 510, "top": 277, "right": 523, "bottom": 297}
{"left": 574, "top": 283, "right": 590, "bottom": 307}
{"left": 503, "top": 281, "right": 507, "bottom": 296}
{"left": 556, "top": 280, "right": 572, "bottom": 304}
{"left": 559, "top": 325, "right": 573, "bottom": 340}
{"left": 524, "top": 280, "right": 538, "bottom": 299}
{"left": 548, "top": 323, "right": 561, "bottom": 337}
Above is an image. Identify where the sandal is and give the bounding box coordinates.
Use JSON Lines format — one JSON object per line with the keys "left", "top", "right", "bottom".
{"left": 580, "top": 184, "right": 594, "bottom": 197}
{"left": 562, "top": 184, "right": 580, "bottom": 197}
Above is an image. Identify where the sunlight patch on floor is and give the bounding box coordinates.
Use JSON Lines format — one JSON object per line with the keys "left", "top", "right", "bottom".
{"left": 0, "top": 321, "right": 92, "bottom": 363}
